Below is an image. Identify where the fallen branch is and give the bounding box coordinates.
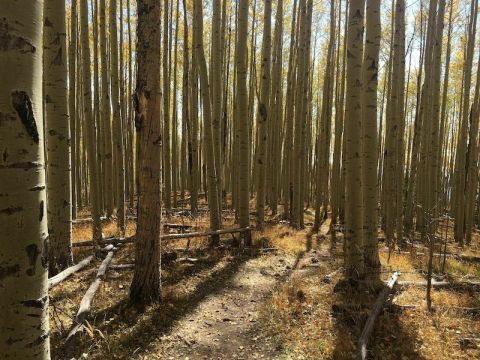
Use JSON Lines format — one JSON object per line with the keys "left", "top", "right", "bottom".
{"left": 358, "top": 272, "right": 399, "bottom": 360}
{"left": 48, "top": 256, "right": 94, "bottom": 289}
{"left": 397, "top": 280, "right": 480, "bottom": 289}
{"left": 72, "top": 227, "right": 252, "bottom": 248}
{"left": 110, "top": 263, "right": 135, "bottom": 270}
{"left": 383, "top": 247, "right": 480, "bottom": 264}
{"left": 66, "top": 251, "right": 114, "bottom": 342}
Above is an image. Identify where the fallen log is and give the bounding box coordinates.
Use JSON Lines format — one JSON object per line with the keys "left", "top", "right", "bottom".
{"left": 380, "top": 248, "right": 480, "bottom": 264}
{"left": 66, "top": 251, "right": 114, "bottom": 342}
{"left": 48, "top": 256, "right": 94, "bottom": 289}
{"left": 72, "top": 227, "right": 252, "bottom": 248}
{"left": 110, "top": 263, "right": 135, "bottom": 270}
{"left": 358, "top": 272, "right": 399, "bottom": 360}
{"left": 397, "top": 280, "right": 480, "bottom": 289}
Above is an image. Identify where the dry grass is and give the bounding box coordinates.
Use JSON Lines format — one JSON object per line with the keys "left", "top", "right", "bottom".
{"left": 50, "top": 207, "right": 480, "bottom": 359}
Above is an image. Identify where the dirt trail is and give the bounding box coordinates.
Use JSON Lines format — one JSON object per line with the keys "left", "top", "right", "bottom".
{"left": 154, "top": 222, "right": 331, "bottom": 359}
{"left": 153, "top": 253, "right": 294, "bottom": 359}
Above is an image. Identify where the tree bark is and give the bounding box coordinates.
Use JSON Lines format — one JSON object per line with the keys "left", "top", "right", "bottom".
{"left": 44, "top": 0, "right": 74, "bottom": 274}
{"left": 0, "top": 1, "right": 51, "bottom": 357}
{"left": 130, "top": 0, "right": 163, "bottom": 304}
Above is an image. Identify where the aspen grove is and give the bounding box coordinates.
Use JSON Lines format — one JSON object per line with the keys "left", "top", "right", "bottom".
{"left": 1, "top": 0, "right": 480, "bottom": 359}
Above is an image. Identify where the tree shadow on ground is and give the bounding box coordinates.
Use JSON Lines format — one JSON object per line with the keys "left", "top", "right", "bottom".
{"left": 53, "top": 250, "right": 256, "bottom": 359}
{"left": 330, "top": 239, "right": 425, "bottom": 359}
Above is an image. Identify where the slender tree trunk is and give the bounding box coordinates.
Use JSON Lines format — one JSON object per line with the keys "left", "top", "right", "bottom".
{"left": 212, "top": 0, "right": 223, "bottom": 210}
{"left": 193, "top": 0, "right": 222, "bottom": 243}
{"left": 362, "top": 0, "right": 381, "bottom": 270}
{"left": 80, "top": 0, "right": 103, "bottom": 242}
{"left": 100, "top": 0, "right": 114, "bottom": 218}
{"left": 0, "top": 1, "right": 51, "bottom": 357}
{"left": 69, "top": 0, "right": 78, "bottom": 221}
{"left": 236, "top": 0, "right": 251, "bottom": 243}
{"left": 163, "top": 0, "right": 172, "bottom": 211}
{"left": 344, "top": 0, "right": 366, "bottom": 279}
{"left": 255, "top": 0, "right": 272, "bottom": 230}
{"left": 314, "top": 0, "right": 335, "bottom": 231}
{"left": 110, "top": 0, "right": 126, "bottom": 235}
{"left": 44, "top": 0, "right": 74, "bottom": 274}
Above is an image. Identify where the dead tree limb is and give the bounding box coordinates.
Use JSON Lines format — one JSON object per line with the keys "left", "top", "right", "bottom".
{"left": 358, "top": 272, "right": 399, "bottom": 360}
{"left": 397, "top": 280, "right": 480, "bottom": 289}
{"left": 72, "top": 227, "right": 252, "bottom": 248}
{"left": 66, "top": 251, "right": 114, "bottom": 342}
{"left": 48, "top": 256, "right": 94, "bottom": 289}
{"left": 110, "top": 263, "right": 135, "bottom": 270}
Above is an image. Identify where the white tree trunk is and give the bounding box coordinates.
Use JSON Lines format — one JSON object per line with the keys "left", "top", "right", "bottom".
{"left": 44, "top": 0, "right": 74, "bottom": 274}
{"left": 0, "top": 1, "right": 51, "bottom": 357}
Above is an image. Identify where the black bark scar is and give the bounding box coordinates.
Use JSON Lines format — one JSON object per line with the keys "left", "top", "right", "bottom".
{"left": 25, "top": 244, "right": 40, "bottom": 276}
{"left": 11, "top": 91, "right": 39, "bottom": 144}
{"left": 20, "top": 296, "right": 47, "bottom": 309}
{"left": 39, "top": 200, "right": 44, "bottom": 221}
{"left": 0, "top": 264, "right": 20, "bottom": 281}
{"left": 0, "top": 18, "right": 36, "bottom": 53}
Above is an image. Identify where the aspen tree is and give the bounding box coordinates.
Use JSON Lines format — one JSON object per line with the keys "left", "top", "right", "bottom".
{"left": 181, "top": 0, "right": 189, "bottom": 202}
{"left": 127, "top": 0, "right": 135, "bottom": 207}
{"left": 92, "top": 0, "right": 104, "bottom": 213}
{"left": 362, "top": 0, "right": 381, "bottom": 270}
{"left": 100, "top": 0, "right": 114, "bottom": 218}
{"left": 292, "top": 0, "right": 310, "bottom": 228}
{"left": 69, "top": 0, "right": 78, "bottom": 221}
{"left": 44, "top": 0, "right": 74, "bottom": 274}
{"left": 171, "top": 0, "right": 180, "bottom": 208}
{"left": 110, "top": 0, "right": 126, "bottom": 235}
{"left": 425, "top": 0, "right": 445, "bottom": 231}
{"left": 193, "top": 0, "right": 222, "bottom": 243}
{"left": 212, "top": 0, "right": 223, "bottom": 208}
{"left": 190, "top": 3, "right": 200, "bottom": 214}
{"left": 404, "top": 2, "right": 428, "bottom": 234}
{"left": 236, "top": 0, "right": 251, "bottom": 243}
{"left": 394, "top": 0, "right": 406, "bottom": 243}
{"left": 454, "top": 0, "right": 476, "bottom": 246}
{"left": 438, "top": 0, "right": 454, "bottom": 201}
{"left": 464, "top": 44, "right": 480, "bottom": 245}
{"left": 80, "top": 0, "right": 103, "bottom": 242}
{"left": 268, "top": 0, "right": 284, "bottom": 215}
{"left": 255, "top": 0, "right": 272, "bottom": 230}
{"left": 163, "top": 0, "right": 172, "bottom": 211}
{"left": 282, "top": 0, "right": 298, "bottom": 220}
{"left": 130, "top": 0, "right": 162, "bottom": 304}
{"left": 314, "top": 0, "right": 336, "bottom": 231}
{"left": 331, "top": 0, "right": 348, "bottom": 237}
{"left": 0, "top": 1, "right": 51, "bottom": 357}
{"left": 181, "top": 0, "right": 188, "bottom": 199}
{"left": 344, "top": 0, "right": 365, "bottom": 279}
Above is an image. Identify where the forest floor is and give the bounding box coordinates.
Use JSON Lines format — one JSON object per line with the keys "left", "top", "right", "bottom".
{"left": 50, "top": 204, "right": 480, "bottom": 359}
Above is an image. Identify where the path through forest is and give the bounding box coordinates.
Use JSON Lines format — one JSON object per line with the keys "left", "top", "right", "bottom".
{"left": 152, "top": 223, "right": 330, "bottom": 359}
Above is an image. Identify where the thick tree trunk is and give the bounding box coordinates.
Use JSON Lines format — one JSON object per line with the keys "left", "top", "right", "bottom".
{"left": 130, "top": 0, "right": 163, "bottom": 304}
{"left": 0, "top": 1, "right": 51, "bottom": 357}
